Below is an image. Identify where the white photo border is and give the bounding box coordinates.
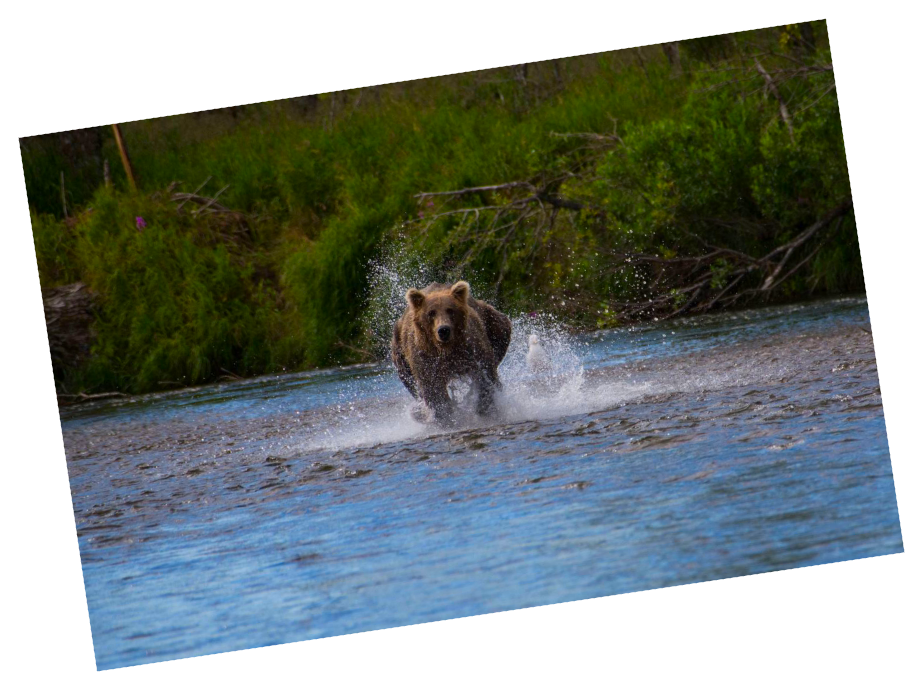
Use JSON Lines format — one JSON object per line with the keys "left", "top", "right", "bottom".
{"left": 2, "top": 1, "right": 920, "bottom": 687}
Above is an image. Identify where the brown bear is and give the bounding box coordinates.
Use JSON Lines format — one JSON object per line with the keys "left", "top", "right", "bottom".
{"left": 391, "top": 280, "right": 512, "bottom": 426}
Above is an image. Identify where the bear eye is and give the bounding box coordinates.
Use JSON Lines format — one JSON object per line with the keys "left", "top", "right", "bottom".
{"left": 446, "top": 308, "right": 454, "bottom": 316}
{"left": 428, "top": 310, "right": 436, "bottom": 319}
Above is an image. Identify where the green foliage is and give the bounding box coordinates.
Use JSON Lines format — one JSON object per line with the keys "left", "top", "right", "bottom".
{"left": 20, "top": 128, "right": 109, "bottom": 218}
{"left": 31, "top": 210, "right": 80, "bottom": 288}
{"left": 41, "top": 188, "right": 305, "bottom": 392}
{"left": 22, "top": 22, "right": 859, "bottom": 393}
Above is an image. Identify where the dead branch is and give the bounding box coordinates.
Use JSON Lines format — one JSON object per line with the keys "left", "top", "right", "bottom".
{"left": 191, "top": 184, "right": 230, "bottom": 215}
{"left": 176, "top": 176, "right": 212, "bottom": 210}
{"left": 605, "top": 196, "right": 853, "bottom": 321}
{"left": 414, "top": 181, "right": 535, "bottom": 199}
{"left": 760, "top": 198, "right": 853, "bottom": 271}
{"left": 755, "top": 58, "right": 795, "bottom": 144}
{"left": 549, "top": 131, "right": 619, "bottom": 142}
{"left": 57, "top": 391, "right": 127, "bottom": 405}
{"left": 335, "top": 339, "right": 376, "bottom": 360}
{"left": 791, "top": 80, "right": 837, "bottom": 117}
{"left": 171, "top": 192, "right": 231, "bottom": 213}
{"left": 415, "top": 182, "right": 587, "bottom": 214}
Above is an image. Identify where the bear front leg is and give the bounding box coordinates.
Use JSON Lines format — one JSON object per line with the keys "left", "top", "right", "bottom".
{"left": 474, "top": 365, "right": 501, "bottom": 417}
{"left": 420, "top": 379, "right": 456, "bottom": 427}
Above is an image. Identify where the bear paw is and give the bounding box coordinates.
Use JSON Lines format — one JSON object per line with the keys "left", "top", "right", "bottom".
{"left": 409, "top": 401, "right": 432, "bottom": 424}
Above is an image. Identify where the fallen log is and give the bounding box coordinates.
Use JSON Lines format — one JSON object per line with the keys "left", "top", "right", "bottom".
{"left": 57, "top": 390, "right": 127, "bottom": 406}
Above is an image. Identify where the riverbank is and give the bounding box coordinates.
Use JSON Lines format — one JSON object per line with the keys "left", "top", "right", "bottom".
{"left": 26, "top": 22, "right": 856, "bottom": 397}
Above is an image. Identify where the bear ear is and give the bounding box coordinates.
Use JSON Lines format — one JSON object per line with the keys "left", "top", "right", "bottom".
{"left": 406, "top": 288, "right": 426, "bottom": 310}
{"left": 450, "top": 281, "right": 470, "bottom": 303}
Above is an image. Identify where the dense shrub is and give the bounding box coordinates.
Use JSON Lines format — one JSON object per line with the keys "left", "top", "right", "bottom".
{"left": 23, "top": 22, "right": 859, "bottom": 393}
{"left": 39, "top": 188, "right": 305, "bottom": 392}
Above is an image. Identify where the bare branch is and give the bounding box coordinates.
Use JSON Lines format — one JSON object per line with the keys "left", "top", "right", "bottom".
{"left": 602, "top": 197, "right": 853, "bottom": 321}
{"left": 176, "top": 176, "right": 212, "bottom": 210}
{"left": 755, "top": 58, "right": 795, "bottom": 144}
{"left": 171, "top": 192, "right": 231, "bottom": 213}
{"left": 192, "top": 184, "right": 230, "bottom": 215}
{"left": 414, "top": 181, "right": 535, "bottom": 199}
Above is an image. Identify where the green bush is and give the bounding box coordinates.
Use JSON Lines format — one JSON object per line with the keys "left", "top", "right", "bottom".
{"left": 43, "top": 188, "right": 305, "bottom": 392}
{"left": 23, "top": 22, "right": 858, "bottom": 393}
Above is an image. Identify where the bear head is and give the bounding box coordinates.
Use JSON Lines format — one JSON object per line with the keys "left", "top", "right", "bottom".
{"left": 406, "top": 281, "right": 470, "bottom": 347}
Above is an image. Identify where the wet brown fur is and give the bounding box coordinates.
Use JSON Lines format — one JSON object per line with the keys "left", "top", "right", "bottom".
{"left": 391, "top": 281, "right": 512, "bottom": 425}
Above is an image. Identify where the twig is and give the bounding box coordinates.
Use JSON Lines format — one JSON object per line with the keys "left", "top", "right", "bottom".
{"left": 701, "top": 273, "right": 747, "bottom": 311}
{"left": 57, "top": 391, "right": 127, "bottom": 405}
{"left": 171, "top": 192, "right": 231, "bottom": 213}
{"left": 336, "top": 339, "right": 375, "bottom": 360}
{"left": 176, "top": 176, "right": 212, "bottom": 210}
{"left": 192, "top": 184, "right": 230, "bottom": 215}
{"left": 414, "top": 181, "right": 535, "bottom": 199}
{"left": 759, "top": 198, "right": 853, "bottom": 267}
{"left": 791, "top": 81, "right": 837, "bottom": 117}
{"left": 763, "top": 239, "right": 826, "bottom": 293}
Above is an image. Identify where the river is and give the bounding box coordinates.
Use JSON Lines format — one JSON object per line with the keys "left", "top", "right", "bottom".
{"left": 60, "top": 295, "right": 903, "bottom": 670}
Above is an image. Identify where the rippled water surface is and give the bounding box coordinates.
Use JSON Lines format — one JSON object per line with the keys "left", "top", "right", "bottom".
{"left": 61, "top": 296, "right": 903, "bottom": 669}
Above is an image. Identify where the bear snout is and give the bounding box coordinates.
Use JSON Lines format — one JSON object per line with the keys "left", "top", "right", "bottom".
{"left": 437, "top": 325, "right": 452, "bottom": 342}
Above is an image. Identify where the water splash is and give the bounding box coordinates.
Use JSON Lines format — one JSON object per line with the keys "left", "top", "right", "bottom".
{"left": 311, "top": 243, "right": 799, "bottom": 453}
{"left": 361, "top": 237, "right": 503, "bottom": 358}
{"left": 362, "top": 239, "right": 438, "bottom": 358}
{"left": 303, "top": 269, "right": 595, "bottom": 451}
{"left": 494, "top": 313, "right": 587, "bottom": 419}
{"left": 59, "top": 295, "right": 873, "bottom": 465}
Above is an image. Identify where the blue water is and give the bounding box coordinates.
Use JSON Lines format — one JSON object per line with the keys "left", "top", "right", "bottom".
{"left": 61, "top": 296, "right": 903, "bottom": 670}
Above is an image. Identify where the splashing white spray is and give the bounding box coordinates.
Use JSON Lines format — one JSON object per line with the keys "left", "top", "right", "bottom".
{"left": 292, "top": 245, "right": 596, "bottom": 451}
{"left": 362, "top": 238, "right": 437, "bottom": 359}
{"left": 495, "top": 313, "right": 588, "bottom": 421}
